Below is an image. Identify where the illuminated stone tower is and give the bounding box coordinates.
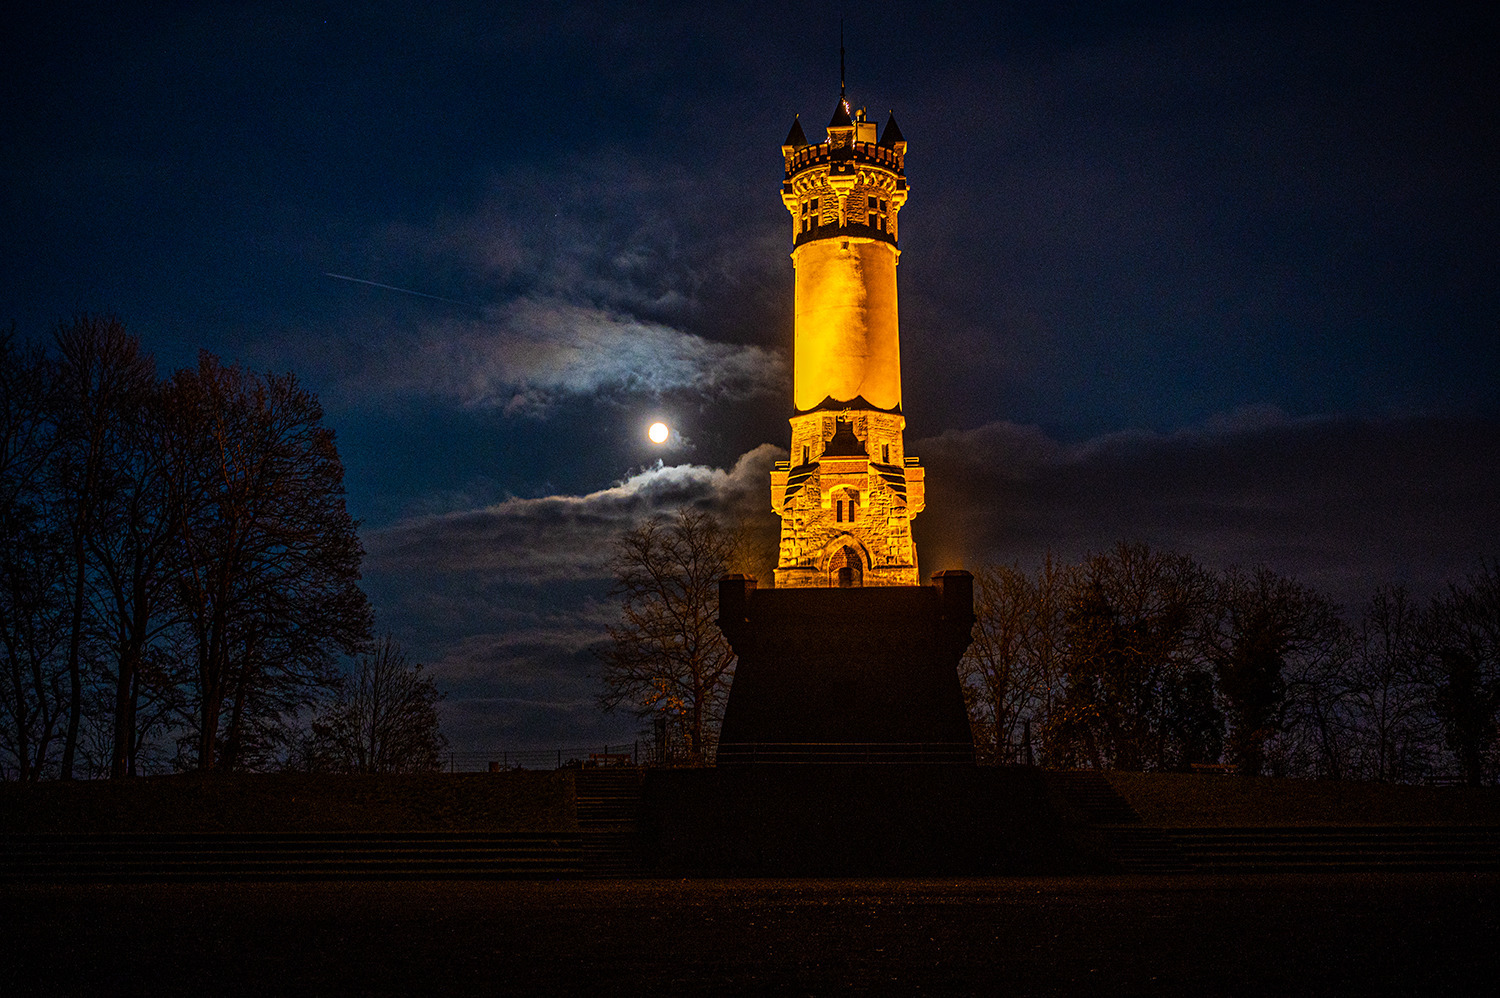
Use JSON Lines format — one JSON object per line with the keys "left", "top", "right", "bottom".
{"left": 770, "top": 90, "right": 923, "bottom": 587}
{"left": 714, "top": 82, "right": 974, "bottom": 773}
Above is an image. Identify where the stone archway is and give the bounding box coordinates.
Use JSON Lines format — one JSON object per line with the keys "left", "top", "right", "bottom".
{"left": 832, "top": 545, "right": 863, "bottom": 588}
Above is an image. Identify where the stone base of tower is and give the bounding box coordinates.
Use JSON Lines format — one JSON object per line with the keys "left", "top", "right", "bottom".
{"left": 715, "top": 571, "right": 975, "bottom": 765}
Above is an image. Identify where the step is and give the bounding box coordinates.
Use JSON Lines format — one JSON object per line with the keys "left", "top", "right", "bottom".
{"left": 1051, "top": 772, "right": 1143, "bottom": 825}
{"left": 580, "top": 830, "right": 642, "bottom": 879}
{"left": 1100, "top": 826, "right": 1194, "bottom": 873}
{"left": 1162, "top": 827, "right": 1500, "bottom": 871}
{"left": 0, "top": 832, "right": 589, "bottom": 882}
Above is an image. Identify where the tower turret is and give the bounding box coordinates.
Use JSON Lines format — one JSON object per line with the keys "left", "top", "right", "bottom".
{"left": 770, "top": 93, "right": 923, "bottom": 588}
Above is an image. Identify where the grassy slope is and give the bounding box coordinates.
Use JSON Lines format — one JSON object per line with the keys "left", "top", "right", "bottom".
{"left": 0, "top": 771, "right": 577, "bottom": 834}
{"left": 1107, "top": 771, "right": 1500, "bottom": 827}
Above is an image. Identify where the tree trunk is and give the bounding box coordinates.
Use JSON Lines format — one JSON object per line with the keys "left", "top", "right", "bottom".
{"left": 59, "top": 537, "right": 87, "bottom": 780}
{"left": 110, "top": 651, "right": 136, "bottom": 779}
{"left": 196, "top": 633, "right": 222, "bottom": 770}
{"left": 220, "top": 662, "right": 249, "bottom": 772}
{"left": 4, "top": 656, "right": 33, "bottom": 781}
{"left": 110, "top": 567, "right": 151, "bottom": 778}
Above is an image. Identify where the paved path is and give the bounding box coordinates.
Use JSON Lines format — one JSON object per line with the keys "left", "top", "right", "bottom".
{"left": 5, "top": 874, "right": 1497, "bottom": 995}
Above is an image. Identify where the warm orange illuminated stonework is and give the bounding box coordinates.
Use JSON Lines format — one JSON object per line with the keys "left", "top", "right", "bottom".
{"left": 771, "top": 94, "right": 923, "bottom": 587}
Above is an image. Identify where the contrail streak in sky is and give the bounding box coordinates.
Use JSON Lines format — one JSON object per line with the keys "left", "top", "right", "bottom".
{"left": 325, "top": 272, "right": 476, "bottom": 307}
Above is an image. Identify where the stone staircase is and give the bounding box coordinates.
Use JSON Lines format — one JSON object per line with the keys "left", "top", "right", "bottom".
{"left": 1050, "top": 770, "right": 1143, "bottom": 825}
{"left": 0, "top": 831, "right": 584, "bottom": 882}
{"left": 0, "top": 769, "right": 649, "bottom": 882}
{"left": 574, "top": 768, "right": 644, "bottom": 877}
{"left": 1050, "top": 770, "right": 1193, "bottom": 874}
{"left": 1049, "top": 771, "right": 1500, "bottom": 873}
{"left": 1166, "top": 826, "right": 1500, "bottom": 872}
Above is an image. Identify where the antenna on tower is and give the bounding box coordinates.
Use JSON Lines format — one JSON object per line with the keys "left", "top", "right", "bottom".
{"left": 840, "top": 19, "right": 846, "bottom": 96}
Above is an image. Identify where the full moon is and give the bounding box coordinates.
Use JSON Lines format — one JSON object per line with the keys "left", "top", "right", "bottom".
{"left": 648, "top": 421, "right": 670, "bottom": 444}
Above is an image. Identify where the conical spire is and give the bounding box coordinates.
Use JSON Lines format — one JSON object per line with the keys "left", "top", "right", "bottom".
{"left": 828, "top": 95, "right": 853, "bottom": 129}
{"left": 878, "top": 112, "right": 905, "bottom": 148}
{"left": 783, "top": 115, "right": 808, "bottom": 149}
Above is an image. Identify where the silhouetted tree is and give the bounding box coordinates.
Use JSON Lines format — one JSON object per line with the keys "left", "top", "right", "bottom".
{"left": 598, "top": 508, "right": 737, "bottom": 765}
{"left": 1047, "top": 543, "right": 1218, "bottom": 771}
{"left": 1273, "top": 623, "right": 1355, "bottom": 781}
{"left": 962, "top": 563, "right": 1030, "bottom": 765}
{"left": 1343, "top": 586, "right": 1432, "bottom": 781}
{"left": 65, "top": 341, "right": 186, "bottom": 778}
{"left": 1204, "top": 566, "right": 1345, "bottom": 776}
{"left": 961, "top": 556, "right": 1073, "bottom": 765}
{"left": 163, "top": 353, "right": 371, "bottom": 770}
{"left": 307, "top": 636, "right": 445, "bottom": 773}
{"left": 49, "top": 316, "right": 156, "bottom": 778}
{"left": 0, "top": 329, "right": 68, "bottom": 779}
{"left": 1424, "top": 564, "right": 1500, "bottom": 786}
{"left": 958, "top": 547, "right": 1500, "bottom": 784}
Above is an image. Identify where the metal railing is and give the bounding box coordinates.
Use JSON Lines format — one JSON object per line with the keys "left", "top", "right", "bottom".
{"left": 445, "top": 740, "right": 986, "bottom": 770}
{"left": 715, "top": 742, "right": 976, "bottom": 765}
{"left": 444, "top": 743, "right": 654, "bottom": 772}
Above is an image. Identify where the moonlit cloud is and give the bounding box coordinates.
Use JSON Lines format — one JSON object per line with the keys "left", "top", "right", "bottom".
{"left": 385, "top": 299, "right": 782, "bottom": 414}
{"left": 365, "top": 443, "right": 782, "bottom": 582}
{"left": 320, "top": 154, "right": 790, "bottom": 416}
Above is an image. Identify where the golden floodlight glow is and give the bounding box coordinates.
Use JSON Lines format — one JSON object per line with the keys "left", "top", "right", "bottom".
{"left": 770, "top": 96, "right": 923, "bottom": 588}
{"left": 648, "top": 421, "right": 670, "bottom": 444}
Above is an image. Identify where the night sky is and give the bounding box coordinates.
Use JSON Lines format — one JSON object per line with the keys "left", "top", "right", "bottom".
{"left": 4, "top": 2, "right": 1497, "bottom": 753}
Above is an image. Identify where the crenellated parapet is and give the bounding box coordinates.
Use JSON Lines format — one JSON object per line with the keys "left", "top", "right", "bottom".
{"left": 781, "top": 100, "right": 908, "bottom": 247}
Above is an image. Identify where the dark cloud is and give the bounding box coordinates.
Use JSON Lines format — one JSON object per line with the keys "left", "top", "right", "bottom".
{"left": 915, "top": 412, "right": 1500, "bottom": 607}
{"left": 381, "top": 159, "right": 789, "bottom": 333}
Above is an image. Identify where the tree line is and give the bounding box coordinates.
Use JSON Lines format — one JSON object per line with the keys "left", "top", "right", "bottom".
{"left": 1, "top": 318, "right": 443, "bottom": 779}
{"left": 597, "top": 512, "right": 1498, "bottom": 786}
{"left": 962, "top": 543, "right": 1500, "bottom": 786}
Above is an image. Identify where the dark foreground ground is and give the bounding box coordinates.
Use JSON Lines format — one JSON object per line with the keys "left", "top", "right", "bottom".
{"left": 5, "top": 874, "right": 1497, "bottom": 996}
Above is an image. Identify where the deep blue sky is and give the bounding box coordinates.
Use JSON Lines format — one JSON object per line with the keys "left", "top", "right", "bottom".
{"left": 5, "top": 2, "right": 1497, "bottom": 752}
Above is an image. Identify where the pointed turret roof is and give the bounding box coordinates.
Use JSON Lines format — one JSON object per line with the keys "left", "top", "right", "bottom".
{"left": 783, "top": 115, "right": 808, "bottom": 148}
{"left": 879, "top": 112, "right": 905, "bottom": 148}
{"left": 828, "top": 95, "right": 853, "bottom": 129}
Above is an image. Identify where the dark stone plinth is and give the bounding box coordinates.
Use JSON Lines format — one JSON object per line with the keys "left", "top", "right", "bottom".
{"left": 716, "top": 572, "right": 976, "bottom": 764}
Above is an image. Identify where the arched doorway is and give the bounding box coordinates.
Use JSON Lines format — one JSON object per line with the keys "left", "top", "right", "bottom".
{"left": 833, "top": 545, "right": 863, "bottom": 588}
